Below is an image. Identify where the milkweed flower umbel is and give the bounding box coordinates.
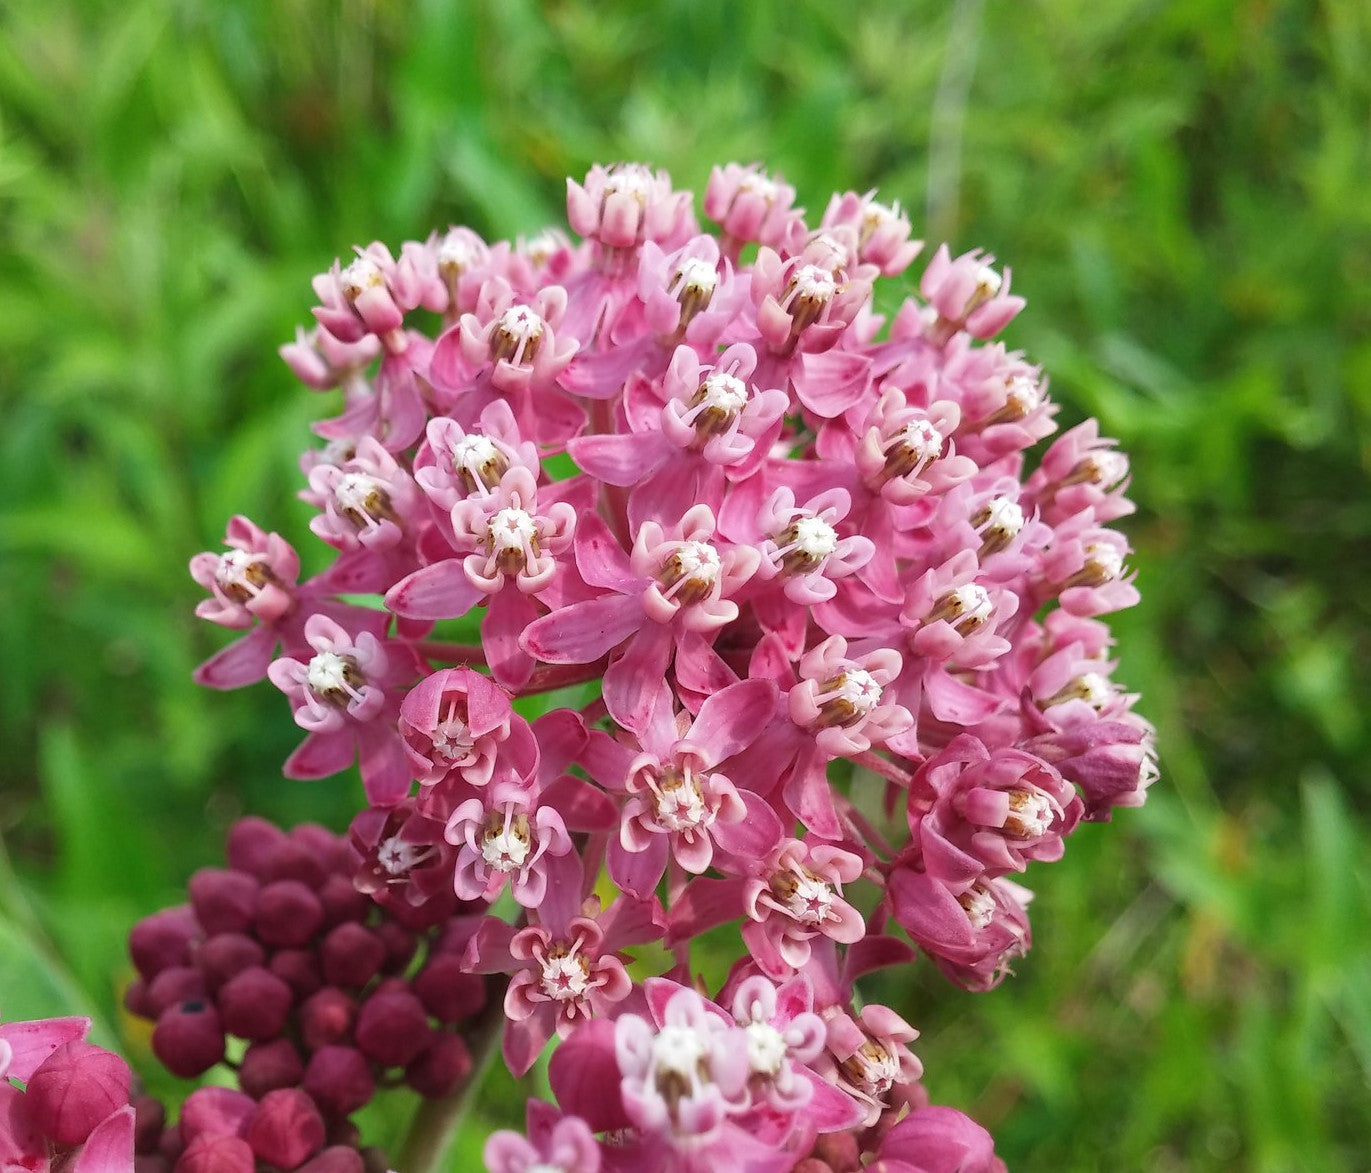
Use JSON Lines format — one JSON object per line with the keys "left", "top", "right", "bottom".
{"left": 179, "top": 159, "right": 1156, "bottom": 1172}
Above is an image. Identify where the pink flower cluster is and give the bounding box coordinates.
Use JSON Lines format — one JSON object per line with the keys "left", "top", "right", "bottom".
{"left": 180, "top": 160, "right": 1156, "bottom": 1171}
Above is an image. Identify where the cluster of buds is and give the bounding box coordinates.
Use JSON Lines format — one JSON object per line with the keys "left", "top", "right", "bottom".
{"left": 176, "top": 160, "right": 1156, "bottom": 1171}
{"left": 124, "top": 818, "right": 487, "bottom": 1163}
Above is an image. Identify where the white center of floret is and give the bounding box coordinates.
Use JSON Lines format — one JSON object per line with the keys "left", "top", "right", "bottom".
{"left": 341, "top": 256, "right": 384, "bottom": 300}
{"left": 790, "top": 515, "right": 839, "bottom": 561}
{"left": 744, "top": 1020, "right": 789, "bottom": 1077}
{"left": 1003, "top": 376, "right": 1041, "bottom": 416}
{"left": 1084, "top": 542, "right": 1124, "bottom": 583}
{"left": 774, "top": 869, "right": 836, "bottom": 927}
{"left": 451, "top": 433, "right": 500, "bottom": 470}
{"left": 790, "top": 263, "right": 838, "bottom": 304}
{"left": 307, "top": 651, "right": 358, "bottom": 699}
{"left": 674, "top": 256, "right": 719, "bottom": 299}
{"left": 979, "top": 498, "right": 1024, "bottom": 539}
{"left": 898, "top": 419, "right": 943, "bottom": 463}
{"left": 377, "top": 835, "right": 425, "bottom": 876}
{"left": 539, "top": 947, "right": 592, "bottom": 1002}
{"left": 650, "top": 770, "right": 712, "bottom": 834}
{"left": 488, "top": 507, "right": 539, "bottom": 553}
{"left": 960, "top": 886, "right": 995, "bottom": 930}
{"left": 497, "top": 306, "right": 544, "bottom": 346}
{"left": 603, "top": 163, "right": 655, "bottom": 203}
{"left": 481, "top": 814, "right": 532, "bottom": 871}
{"left": 333, "top": 473, "right": 389, "bottom": 526}
{"left": 975, "top": 264, "right": 1003, "bottom": 299}
{"left": 652, "top": 1025, "right": 709, "bottom": 1079}
{"left": 695, "top": 371, "right": 749, "bottom": 416}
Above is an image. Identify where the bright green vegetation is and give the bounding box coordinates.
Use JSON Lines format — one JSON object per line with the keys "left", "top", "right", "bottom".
{"left": 2, "top": 1, "right": 1368, "bottom": 1168}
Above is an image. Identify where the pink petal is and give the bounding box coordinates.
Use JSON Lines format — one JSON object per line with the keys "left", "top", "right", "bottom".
{"left": 520, "top": 595, "right": 642, "bottom": 665}
{"left": 384, "top": 560, "right": 485, "bottom": 621}
{"left": 685, "top": 678, "right": 777, "bottom": 765}
{"left": 0, "top": 1018, "right": 91, "bottom": 1082}
{"left": 283, "top": 730, "right": 356, "bottom": 780}
{"left": 192, "top": 626, "right": 278, "bottom": 690}
{"left": 70, "top": 1105, "right": 135, "bottom": 1173}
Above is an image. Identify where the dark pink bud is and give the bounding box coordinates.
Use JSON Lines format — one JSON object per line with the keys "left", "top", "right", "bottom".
{"left": 256, "top": 880, "right": 325, "bottom": 947}
{"left": 174, "top": 1134, "right": 256, "bottom": 1173}
{"left": 133, "top": 1095, "right": 166, "bottom": 1154}
{"left": 130, "top": 906, "right": 198, "bottom": 979}
{"left": 303, "top": 1046, "right": 375, "bottom": 1116}
{"left": 372, "top": 922, "right": 416, "bottom": 974}
{"left": 289, "top": 823, "right": 344, "bottom": 864}
{"left": 261, "top": 839, "right": 329, "bottom": 889}
{"left": 246, "top": 1089, "right": 326, "bottom": 1171}
{"left": 297, "top": 1146, "right": 365, "bottom": 1173}
{"left": 153, "top": 1002, "right": 226, "bottom": 1078}
{"left": 354, "top": 988, "right": 430, "bottom": 1067}
{"left": 320, "top": 924, "right": 385, "bottom": 988}
{"left": 26, "top": 1041, "right": 132, "bottom": 1146}
{"left": 318, "top": 876, "right": 369, "bottom": 928}
{"left": 300, "top": 988, "right": 356, "bottom": 1051}
{"left": 270, "top": 949, "right": 324, "bottom": 999}
{"left": 179, "top": 1087, "right": 256, "bottom": 1141}
{"left": 189, "top": 869, "right": 259, "bottom": 935}
{"left": 197, "top": 934, "right": 266, "bottom": 994}
{"left": 404, "top": 1033, "right": 471, "bottom": 1098}
{"left": 226, "top": 817, "right": 288, "bottom": 878}
{"left": 240, "top": 1039, "right": 306, "bottom": 1099}
{"left": 412, "top": 956, "right": 486, "bottom": 1024}
{"left": 325, "top": 1119, "right": 360, "bottom": 1149}
{"left": 217, "top": 967, "right": 294, "bottom": 1041}
{"left": 158, "top": 1123, "right": 185, "bottom": 1163}
{"left": 138, "top": 1155, "right": 175, "bottom": 1173}
{"left": 125, "top": 979, "right": 154, "bottom": 1018}
{"left": 148, "top": 967, "right": 207, "bottom": 1016}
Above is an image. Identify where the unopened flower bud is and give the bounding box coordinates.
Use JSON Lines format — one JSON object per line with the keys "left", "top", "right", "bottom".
{"left": 26, "top": 1041, "right": 131, "bottom": 1146}
{"left": 179, "top": 1087, "right": 255, "bottom": 1143}
{"left": 239, "top": 1039, "right": 305, "bottom": 1099}
{"left": 129, "top": 907, "right": 198, "bottom": 980}
{"left": 255, "top": 880, "right": 325, "bottom": 947}
{"left": 412, "top": 956, "right": 487, "bottom": 1024}
{"left": 197, "top": 934, "right": 265, "bottom": 995}
{"left": 188, "top": 869, "right": 258, "bottom": 936}
{"left": 225, "top": 817, "right": 288, "bottom": 878}
{"left": 153, "top": 1002, "right": 226, "bottom": 1078}
{"left": 246, "top": 1089, "right": 325, "bottom": 1172}
{"left": 297, "top": 1146, "right": 366, "bottom": 1173}
{"left": 320, "top": 923, "right": 386, "bottom": 989}
{"left": 175, "top": 1134, "right": 256, "bottom": 1173}
{"left": 270, "top": 949, "right": 324, "bottom": 999}
{"left": 355, "top": 988, "right": 431, "bottom": 1068}
{"left": 148, "top": 967, "right": 208, "bottom": 1017}
{"left": 303, "top": 1046, "right": 375, "bottom": 1117}
{"left": 404, "top": 1033, "right": 472, "bottom": 1098}
{"left": 217, "top": 967, "right": 294, "bottom": 1041}
{"left": 300, "top": 988, "right": 356, "bottom": 1052}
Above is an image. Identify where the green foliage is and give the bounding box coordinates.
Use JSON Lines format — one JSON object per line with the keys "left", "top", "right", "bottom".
{"left": 1, "top": 0, "right": 1368, "bottom": 1167}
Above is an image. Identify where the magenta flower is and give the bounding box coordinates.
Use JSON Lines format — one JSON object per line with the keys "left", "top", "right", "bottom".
{"left": 266, "top": 613, "right": 417, "bottom": 803}
{"left": 466, "top": 895, "right": 663, "bottom": 1075}
{"left": 485, "top": 1102, "right": 602, "bottom": 1173}
{"left": 919, "top": 245, "right": 1025, "bottom": 345}
{"left": 704, "top": 164, "right": 805, "bottom": 255}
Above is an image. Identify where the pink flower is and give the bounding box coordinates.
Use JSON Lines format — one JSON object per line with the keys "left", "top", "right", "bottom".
{"left": 704, "top": 164, "right": 806, "bottom": 254}
{"left": 820, "top": 190, "right": 923, "bottom": 277}
{"left": 485, "top": 1103, "right": 602, "bottom": 1173}
{"left": 741, "top": 839, "right": 866, "bottom": 977}
{"left": 266, "top": 614, "right": 417, "bottom": 804}
{"left": 566, "top": 163, "right": 695, "bottom": 257}
{"left": 919, "top": 245, "right": 1025, "bottom": 344}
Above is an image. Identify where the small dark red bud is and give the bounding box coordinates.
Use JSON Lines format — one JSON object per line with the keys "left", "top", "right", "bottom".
{"left": 262, "top": 840, "right": 328, "bottom": 889}
{"left": 125, "top": 979, "right": 155, "bottom": 1019}
{"left": 256, "top": 880, "right": 325, "bottom": 947}
{"left": 189, "top": 869, "right": 259, "bottom": 936}
{"left": 354, "top": 988, "right": 430, "bottom": 1067}
{"left": 225, "top": 817, "right": 288, "bottom": 878}
{"left": 371, "top": 921, "right": 416, "bottom": 974}
{"left": 217, "top": 966, "right": 294, "bottom": 1041}
{"left": 240, "top": 1038, "right": 306, "bottom": 1099}
{"left": 303, "top": 1046, "right": 375, "bottom": 1117}
{"left": 299, "top": 988, "right": 356, "bottom": 1051}
{"left": 246, "top": 1089, "right": 326, "bottom": 1171}
{"left": 148, "top": 967, "right": 207, "bottom": 1016}
{"left": 289, "top": 824, "right": 350, "bottom": 870}
{"left": 152, "top": 1002, "right": 226, "bottom": 1078}
{"left": 158, "top": 1122, "right": 185, "bottom": 1162}
{"left": 320, "top": 924, "right": 385, "bottom": 988}
{"left": 317, "top": 875, "right": 369, "bottom": 928}
{"left": 270, "top": 948, "right": 324, "bottom": 999}
{"left": 404, "top": 1033, "right": 471, "bottom": 1098}
{"left": 174, "top": 1133, "right": 256, "bottom": 1173}
{"left": 133, "top": 1094, "right": 167, "bottom": 1154}
{"left": 129, "top": 907, "right": 198, "bottom": 980}
{"left": 25, "top": 1041, "right": 131, "bottom": 1146}
{"left": 196, "top": 933, "right": 266, "bottom": 995}
{"left": 412, "top": 956, "right": 486, "bottom": 1023}
{"left": 179, "top": 1087, "right": 256, "bottom": 1142}
{"left": 297, "top": 1146, "right": 365, "bottom": 1173}
{"left": 137, "top": 1155, "right": 174, "bottom": 1173}
{"left": 326, "top": 1119, "right": 361, "bottom": 1149}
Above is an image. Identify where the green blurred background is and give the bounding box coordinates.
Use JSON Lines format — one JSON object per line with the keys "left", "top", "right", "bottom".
{"left": 2, "top": 0, "right": 1369, "bottom": 1168}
